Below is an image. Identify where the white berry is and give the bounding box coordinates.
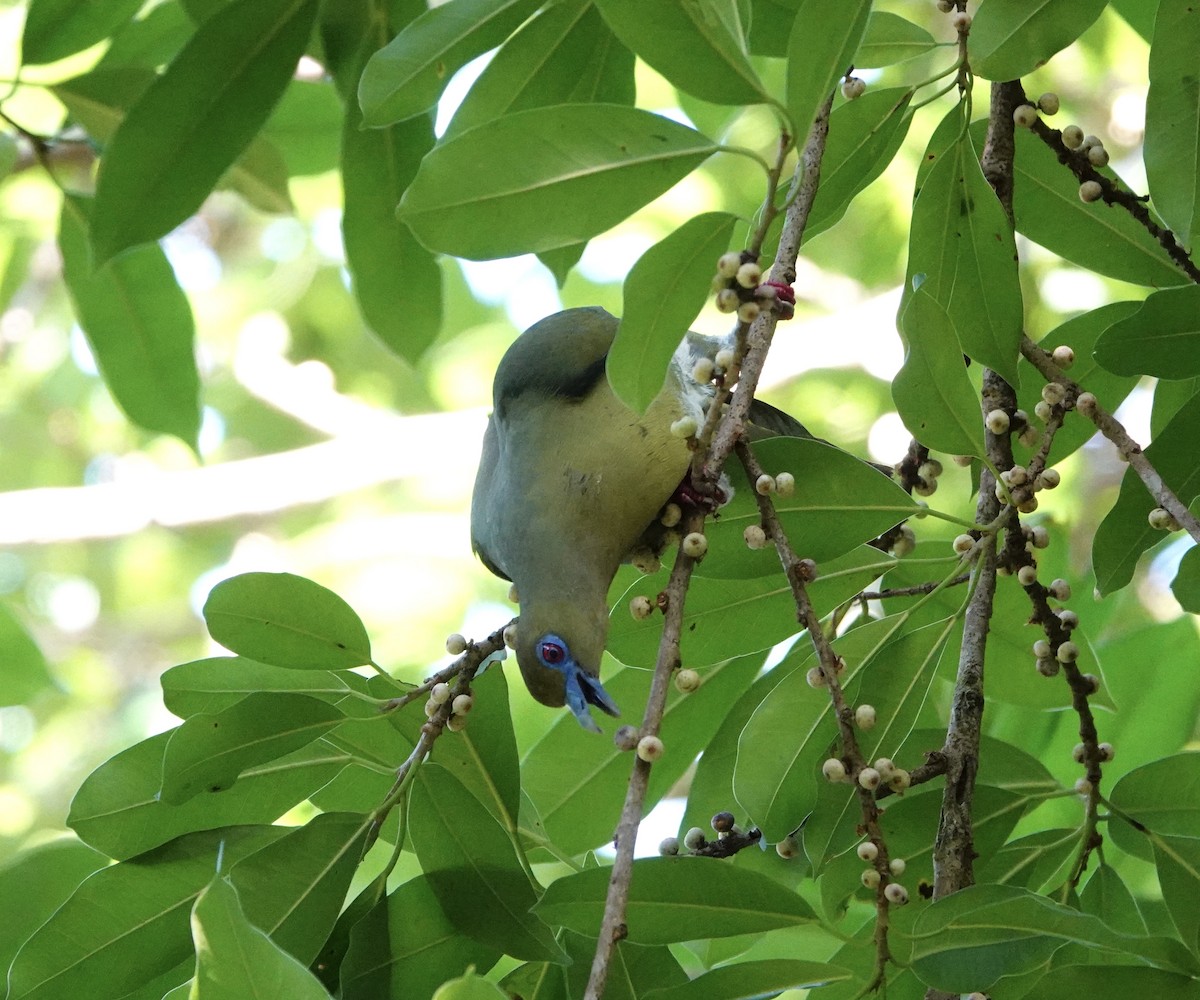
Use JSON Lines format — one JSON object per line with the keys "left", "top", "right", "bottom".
{"left": 735, "top": 262, "right": 762, "bottom": 289}
{"left": 630, "top": 595, "right": 654, "bottom": 620}
{"left": 855, "top": 704, "right": 877, "bottom": 730}
{"left": 986, "top": 409, "right": 1010, "bottom": 434}
{"left": 445, "top": 633, "right": 467, "bottom": 655}
{"left": 953, "top": 533, "right": 974, "bottom": 554}
{"left": 858, "top": 767, "right": 882, "bottom": 791}
{"left": 637, "top": 735, "right": 665, "bottom": 762}
{"left": 682, "top": 532, "right": 708, "bottom": 558}
{"left": 889, "top": 857, "right": 907, "bottom": 876}
{"left": 775, "top": 472, "right": 795, "bottom": 496}
{"left": 1018, "top": 565, "right": 1038, "bottom": 586}
{"left": 430, "top": 682, "right": 451, "bottom": 705}
{"left": 884, "top": 882, "right": 909, "bottom": 905}
{"left": 822, "top": 758, "right": 846, "bottom": 782}
{"left": 1079, "top": 180, "right": 1103, "bottom": 203}
{"left": 841, "top": 76, "right": 867, "bottom": 100}
{"left": 1037, "top": 92, "right": 1060, "bottom": 115}
{"left": 1051, "top": 344, "right": 1075, "bottom": 368}
{"left": 861, "top": 868, "right": 881, "bottom": 889}
{"left": 755, "top": 474, "right": 775, "bottom": 495}
{"left": 1056, "top": 640, "right": 1079, "bottom": 663}
{"left": 1013, "top": 104, "right": 1038, "bottom": 128}
{"left": 857, "top": 841, "right": 879, "bottom": 862}
{"left": 675, "top": 668, "right": 701, "bottom": 693}
{"left": 716, "top": 252, "right": 741, "bottom": 278}
{"left": 1061, "top": 124, "right": 1084, "bottom": 149}
{"left": 744, "top": 524, "right": 768, "bottom": 549}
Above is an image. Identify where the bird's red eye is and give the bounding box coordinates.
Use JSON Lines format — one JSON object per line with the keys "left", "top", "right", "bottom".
{"left": 540, "top": 641, "right": 565, "bottom": 664}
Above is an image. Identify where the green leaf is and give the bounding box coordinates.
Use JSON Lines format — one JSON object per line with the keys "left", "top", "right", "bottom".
{"left": 229, "top": 811, "right": 369, "bottom": 963}
{"left": 262, "top": 80, "right": 344, "bottom": 177}
{"left": 21, "top": 0, "right": 144, "bottom": 64}
{"left": 786, "top": 0, "right": 872, "bottom": 140}
{"left": 521, "top": 655, "right": 760, "bottom": 855}
{"left": 0, "top": 840, "right": 109, "bottom": 979}
{"left": 608, "top": 545, "right": 894, "bottom": 668}
{"left": 1015, "top": 301, "right": 1142, "bottom": 462}
{"left": 1093, "top": 391, "right": 1200, "bottom": 594}
{"left": 222, "top": 135, "right": 294, "bottom": 214}
{"left": 160, "top": 656, "right": 354, "bottom": 717}
{"left": 1145, "top": 1, "right": 1200, "bottom": 247}
{"left": 340, "top": 876, "right": 502, "bottom": 1000}
{"left": 202, "top": 572, "right": 373, "bottom": 669}
{"left": 397, "top": 105, "right": 717, "bottom": 260}
{"left": 1153, "top": 835, "right": 1200, "bottom": 953}
{"left": 535, "top": 856, "right": 817, "bottom": 944}
{"left": 358, "top": 0, "right": 540, "bottom": 126}
{"left": 433, "top": 970, "right": 511, "bottom": 1000}
{"left": 160, "top": 693, "right": 345, "bottom": 803}
{"left": 190, "top": 878, "right": 333, "bottom": 1000}
{"left": 700, "top": 437, "right": 916, "bottom": 577}
{"left": 856, "top": 12, "right": 938, "bottom": 67}
{"left": 539, "top": 243, "right": 587, "bottom": 288}
{"left": 1010, "top": 125, "right": 1187, "bottom": 288}
{"left": 89, "top": 0, "right": 319, "bottom": 262}
{"left": 342, "top": 98, "right": 442, "bottom": 363}
{"left": 1094, "top": 285, "right": 1200, "bottom": 378}
{"left": 893, "top": 285, "right": 986, "bottom": 458}
{"left": 594, "top": 0, "right": 767, "bottom": 106}
{"left": 969, "top": 0, "right": 1108, "bottom": 80}
{"left": 643, "top": 959, "right": 852, "bottom": 1000}
{"left": 806, "top": 87, "right": 914, "bottom": 239}
{"left": 1080, "top": 863, "right": 1148, "bottom": 937}
{"left": 95, "top": 2, "right": 194, "bottom": 72}
{"left": 1020, "top": 966, "right": 1200, "bottom": 1000}
{"left": 1109, "top": 752, "right": 1200, "bottom": 861}
{"left": 409, "top": 762, "right": 567, "bottom": 963}
{"left": 501, "top": 929, "right": 685, "bottom": 1000}
{"left": 607, "top": 212, "right": 738, "bottom": 412}
{"left": 58, "top": 196, "right": 201, "bottom": 448}
{"left": 975, "top": 827, "right": 1081, "bottom": 892}
{"left": 909, "top": 883, "right": 1200, "bottom": 992}
{"left": 1171, "top": 544, "right": 1200, "bottom": 612}
{"left": 905, "top": 121, "right": 1023, "bottom": 385}
{"left": 68, "top": 730, "right": 346, "bottom": 859}
{"left": 6, "top": 827, "right": 285, "bottom": 1000}
{"left": 0, "top": 602, "right": 56, "bottom": 705}
{"left": 735, "top": 616, "right": 953, "bottom": 840}
{"left": 447, "top": 0, "right": 635, "bottom": 137}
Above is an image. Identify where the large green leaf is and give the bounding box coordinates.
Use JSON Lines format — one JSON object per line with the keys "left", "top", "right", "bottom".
{"left": 1145, "top": 1, "right": 1200, "bottom": 247}
{"left": 21, "top": 0, "right": 144, "bottom": 64}
{"left": 59, "top": 196, "right": 201, "bottom": 448}
{"left": 855, "top": 11, "right": 937, "bottom": 67}
{"left": 786, "top": 0, "right": 872, "bottom": 140}
{"left": 202, "top": 572, "right": 373, "bottom": 670}
{"left": 535, "top": 857, "right": 817, "bottom": 943}
{"left": 1093, "top": 391, "right": 1200, "bottom": 594}
{"left": 1080, "top": 863, "right": 1148, "bottom": 937}
{"left": 1172, "top": 544, "right": 1200, "bottom": 612}
{"left": 969, "top": 0, "right": 1108, "bottom": 80}
{"left": 189, "top": 879, "right": 332, "bottom": 1000}
{"left": 6, "top": 827, "right": 285, "bottom": 1000}
{"left": 340, "top": 876, "right": 502, "bottom": 1000}
{"left": 89, "top": 0, "right": 318, "bottom": 262}
{"left": 397, "top": 105, "right": 717, "bottom": 260}
{"left": 643, "top": 960, "right": 852, "bottom": 1000}
{"left": 594, "top": 0, "right": 767, "bottom": 106}
{"left": 160, "top": 656, "right": 355, "bottom": 717}
{"left": 1094, "top": 285, "right": 1200, "bottom": 378}
{"left": 1020, "top": 966, "right": 1200, "bottom": 1000}
{"left": 160, "top": 693, "right": 346, "bottom": 803}
{"left": 1153, "top": 835, "right": 1200, "bottom": 953}
{"left": 1109, "top": 753, "right": 1200, "bottom": 861}
{"left": 409, "top": 763, "right": 567, "bottom": 963}
{"left": 608, "top": 545, "right": 894, "bottom": 668}
{"left": 95, "top": 2, "right": 196, "bottom": 72}
{"left": 447, "top": 0, "right": 634, "bottom": 137}
{"left": 607, "top": 212, "right": 738, "bottom": 413}
{"left": 68, "top": 731, "right": 346, "bottom": 859}
{"left": 358, "top": 0, "right": 539, "bottom": 125}
{"left": 0, "top": 602, "right": 55, "bottom": 706}
{"left": 906, "top": 121, "right": 1022, "bottom": 385}
{"left": 893, "top": 285, "right": 986, "bottom": 458}
{"left": 261, "top": 80, "right": 343, "bottom": 177}
{"left": 1010, "top": 126, "right": 1186, "bottom": 288}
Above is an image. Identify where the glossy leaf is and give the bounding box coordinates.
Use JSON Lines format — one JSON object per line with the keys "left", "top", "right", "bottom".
{"left": 609, "top": 545, "right": 893, "bottom": 668}
{"left": 433, "top": 970, "right": 511, "bottom": 1000}
{"left": 906, "top": 122, "right": 1022, "bottom": 385}
{"left": 409, "top": 763, "right": 567, "bottom": 963}
{"left": 1080, "top": 863, "right": 1147, "bottom": 937}
{"left": 95, "top": 2, "right": 194, "bottom": 71}
{"left": 594, "top": 0, "right": 766, "bottom": 106}
{"left": 160, "top": 656, "right": 354, "bottom": 717}
{"left": 1109, "top": 752, "right": 1200, "bottom": 861}
{"left": 1020, "top": 966, "right": 1200, "bottom": 1000}
{"left": 643, "top": 959, "right": 851, "bottom": 1000}
{"left": 1093, "top": 392, "right": 1200, "bottom": 594}
{"left": 1145, "top": 1, "right": 1200, "bottom": 247}
{"left": 969, "top": 0, "right": 1108, "bottom": 80}
{"left": 229, "top": 812, "right": 369, "bottom": 963}
{"left": 89, "top": 0, "right": 319, "bottom": 262}
{"left": 893, "top": 285, "right": 986, "bottom": 458}
{"left": 448, "top": 0, "right": 634, "bottom": 137}
{"left": 1094, "top": 285, "right": 1200, "bottom": 378}
{"left": 397, "top": 105, "right": 717, "bottom": 260}
{"left": 340, "top": 875, "right": 502, "bottom": 1000}
{"left": 1010, "top": 125, "right": 1186, "bottom": 288}
{"left": 203, "top": 572, "right": 373, "bottom": 669}
{"left": 1171, "top": 545, "right": 1200, "bottom": 612}
{"left": 358, "top": 0, "right": 540, "bottom": 125}
{"left": 68, "top": 730, "right": 346, "bottom": 859}
{"left": 0, "top": 602, "right": 55, "bottom": 706}
{"left": 21, "top": 0, "right": 144, "bottom": 64}
{"left": 608, "top": 212, "right": 738, "bottom": 413}
{"left": 786, "top": 0, "right": 872, "bottom": 141}
{"left": 1153, "top": 835, "right": 1200, "bottom": 953}
{"left": 535, "top": 857, "right": 817, "bottom": 943}
{"left": 976, "top": 827, "right": 1082, "bottom": 892}
{"left": 160, "top": 693, "right": 345, "bottom": 803}
{"left": 806, "top": 87, "right": 914, "bottom": 238}
{"left": 856, "top": 12, "right": 937, "bottom": 67}
{"left": 58, "top": 197, "right": 201, "bottom": 448}
{"left": 190, "top": 878, "right": 332, "bottom": 1000}
{"left": 6, "top": 827, "right": 285, "bottom": 1000}
{"left": 262, "top": 80, "right": 343, "bottom": 177}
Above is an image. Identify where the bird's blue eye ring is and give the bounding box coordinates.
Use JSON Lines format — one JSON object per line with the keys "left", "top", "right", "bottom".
{"left": 539, "top": 640, "right": 565, "bottom": 665}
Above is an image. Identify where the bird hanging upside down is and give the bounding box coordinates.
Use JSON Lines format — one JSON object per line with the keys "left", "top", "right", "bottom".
{"left": 470, "top": 306, "right": 811, "bottom": 731}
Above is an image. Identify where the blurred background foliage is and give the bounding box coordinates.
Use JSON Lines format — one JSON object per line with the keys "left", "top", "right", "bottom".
{"left": 0, "top": 0, "right": 1192, "bottom": 869}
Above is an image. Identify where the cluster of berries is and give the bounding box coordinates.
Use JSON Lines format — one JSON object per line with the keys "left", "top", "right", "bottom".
{"left": 712, "top": 252, "right": 796, "bottom": 323}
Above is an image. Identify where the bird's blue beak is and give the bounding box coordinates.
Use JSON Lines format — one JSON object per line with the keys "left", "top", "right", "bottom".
{"left": 563, "top": 664, "right": 620, "bottom": 732}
